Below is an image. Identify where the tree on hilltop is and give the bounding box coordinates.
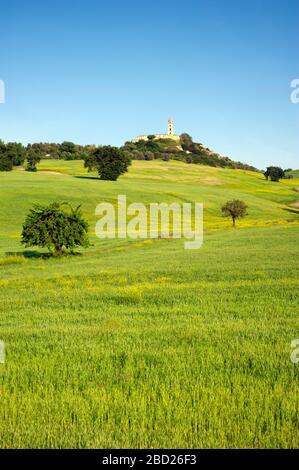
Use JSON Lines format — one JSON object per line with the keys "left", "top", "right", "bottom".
{"left": 180, "top": 133, "right": 194, "bottom": 151}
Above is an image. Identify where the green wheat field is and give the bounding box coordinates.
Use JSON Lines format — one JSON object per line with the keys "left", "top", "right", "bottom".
{"left": 0, "top": 160, "right": 298, "bottom": 448}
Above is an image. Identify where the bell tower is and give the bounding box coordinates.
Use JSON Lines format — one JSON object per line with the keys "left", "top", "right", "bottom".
{"left": 167, "top": 117, "right": 174, "bottom": 135}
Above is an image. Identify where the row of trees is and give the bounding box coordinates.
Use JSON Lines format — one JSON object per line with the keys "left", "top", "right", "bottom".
{"left": 0, "top": 141, "right": 131, "bottom": 179}
{"left": 0, "top": 138, "right": 293, "bottom": 183}
{"left": 0, "top": 140, "right": 99, "bottom": 172}
{"left": 0, "top": 140, "right": 41, "bottom": 172}
{"left": 26, "top": 141, "right": 97, "bottom": 160}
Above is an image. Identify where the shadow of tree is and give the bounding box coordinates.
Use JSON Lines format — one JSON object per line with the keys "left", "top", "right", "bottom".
{"left": 5, "top": 250, "right": 84, "bottom": 259}
{"left": 74, "top": 175, "right": 101, "bottom": 181}
{"left": 282, "top": 207, "right": 299, "bottom": 215}
{"left": 5, "top": 250, "right": 52, "bottom": 259}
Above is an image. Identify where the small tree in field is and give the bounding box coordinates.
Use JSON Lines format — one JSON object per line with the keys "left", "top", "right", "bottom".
{"left": 84, "top": 146, "right": 131, "bottom": 181}
{"left": 26, "top": 149, "right": 41, "bottom": 172}
{"left": 221, "top": 199, "right": 248, "bottom": 228}
{"left": 21, "top": 202, "right": 89, "bottom": 256}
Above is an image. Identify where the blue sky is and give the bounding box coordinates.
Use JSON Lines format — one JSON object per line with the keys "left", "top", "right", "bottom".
{"left": 0, "top": 0, "right": 298, "bottom": 169}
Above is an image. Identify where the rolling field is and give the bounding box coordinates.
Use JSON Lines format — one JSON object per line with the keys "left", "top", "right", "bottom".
{"left": 0, "top": 160, "right": 299, "bottom": 448}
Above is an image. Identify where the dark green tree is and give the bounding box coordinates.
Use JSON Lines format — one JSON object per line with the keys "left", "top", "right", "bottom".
{"left": 84, "top": 146, "right": 131, "bottom": 181}
{"left": 221, "top": 199, "right": 248, "bottom": 227}
{"left": 21, "top": 202, "right": 89, "bottom": 256}
{"left": 26, "top": 149, "right": 41, "bottom": 172}
{"left": 264, "top": 166, "right": 285, "bottom": 182}
{"left": 60, "top": 141, "right": 76, "bottom": 153}
{"left": 0, "top": 140, "right": 13, "bottom": 171}
{"left": 59, "top": 141, "right": 77, "bottom": 160}
{"left": 180, "top": 133, "right": 194, "bottom": 151}
{"left": 0, "top": 154, "right": 13, "bottom": 171}
{"left": 6, "top": 142, "right": 26, "bottom": 166}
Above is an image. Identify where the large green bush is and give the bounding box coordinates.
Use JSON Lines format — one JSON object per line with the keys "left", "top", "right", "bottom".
{"left": 21, "top": 202, "right": 89, "bottom": 256}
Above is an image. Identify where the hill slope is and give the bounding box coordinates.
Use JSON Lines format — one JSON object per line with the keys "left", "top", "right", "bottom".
{"left": 1, "top": 159, "right": 297, "bottom": 255}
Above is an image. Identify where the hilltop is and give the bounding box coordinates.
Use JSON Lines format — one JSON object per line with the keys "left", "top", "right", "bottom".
{"left": 122, "top": 133, "right": 259, "bottom": 172}
{"left": 0, "top": 134, "right": 267, "bottom": 174}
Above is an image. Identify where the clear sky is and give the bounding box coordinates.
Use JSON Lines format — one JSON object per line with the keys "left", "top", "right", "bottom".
{"left": 0, "top": 0, "right": 298, "bottom": 169}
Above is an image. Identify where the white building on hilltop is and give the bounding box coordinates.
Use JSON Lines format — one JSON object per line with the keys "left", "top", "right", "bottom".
{"left": 132, "top": 118, "right": 180, "bottom": 143}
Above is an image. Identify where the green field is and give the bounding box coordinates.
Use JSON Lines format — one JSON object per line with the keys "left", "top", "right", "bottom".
{"left": 0, "top": 160, "right": 299, "bottom": 448}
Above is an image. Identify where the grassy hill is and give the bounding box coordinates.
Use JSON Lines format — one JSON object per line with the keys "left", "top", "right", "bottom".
{"left": 1, "top": 159, "right": 298, "bottom": 255}
{"left": 0, "top": 160, "right": 298, "bottom": 448}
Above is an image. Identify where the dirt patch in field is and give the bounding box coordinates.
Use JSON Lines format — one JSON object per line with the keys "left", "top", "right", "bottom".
{"left": 15, "top": 167, "right": 63, "bottom": 175}
{"left": 289, "top": 201, "right": 299, "bottom": 209}
{"left": 201, "top": 177, "right": 222, "bottom": 185}
{"left": 39, "top": 170, "right": 64, "bottom": 175}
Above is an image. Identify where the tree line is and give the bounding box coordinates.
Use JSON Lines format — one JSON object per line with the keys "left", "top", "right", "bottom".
{"left": 0, "top": 137, "right": 293, "bottom": 183}
{"left": 0, "top": 140, "right": 98, "bottom": 172}
{"left": 0, "top": 140, "right": 131, "bottom": 181}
